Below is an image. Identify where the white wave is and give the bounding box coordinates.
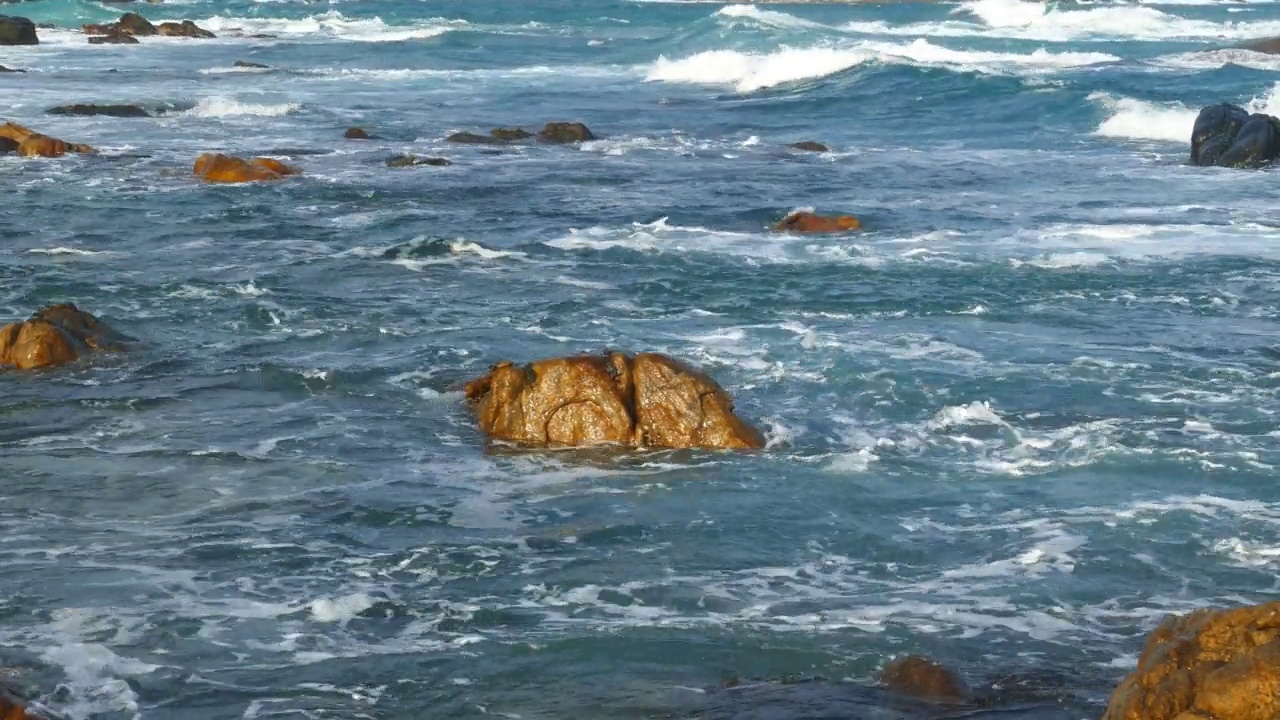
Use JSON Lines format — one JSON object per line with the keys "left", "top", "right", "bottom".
{"left": 184, "top": 96, "right": 300, "bottom": 118}
{"left": 646, "top": 40, "right": 1114, "bottom": 92}
{"left": 1155, "top": 48, "right": 1280, "bottom": 72}
{"left": 199, "top": 11, "right": 465, "bottom": 42}
{"left": 1091, "top": 83, "right": 1280, "bottom": 143}
{"left": 715, "top": 5, "right": 825, "bottom": 30}
{"left": 310, "top": 592, "right": 375, "bottom": 622}
{"left": 26, "top": 247, "right": 109, "bottom": 256}
{"left": 929, "top": 401, "right": 1008, "bottom": 430}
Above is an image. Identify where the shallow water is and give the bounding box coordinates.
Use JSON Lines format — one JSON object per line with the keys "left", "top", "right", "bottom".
{"left": 3, "top": 0, "right": 1280, "bottom": 717}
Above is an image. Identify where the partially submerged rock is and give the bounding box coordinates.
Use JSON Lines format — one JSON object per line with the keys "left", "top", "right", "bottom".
{"left": 157, "top": 20, "right": 214, "bottom": 38}
{"left": 0, "top": 64, "right": 25, "bottom": 73}
{"left": 193, "top": 152, "right": 301, "bottom": 183}
{"left": 446, "top": 131, "right": 505, "bottom": 145}
{"left": 789, "top": 140, "right": 829, "bottom": 152}
{"left": 0, "top": 304, "right": 132, "bottom": 370}
{"left": 344, "top": 126, "right": 369, "bottom": 140}
{"left": 88, "top": 32, "right": 138, "bottom": 44}
{"left": 1103, "top": 600, "right": 1280, "bottom": 720}
{"left": 0, "top": 121, "right": 95, "bottom": 157}
{"left": 537, "top": 121, "right": 594, "bottom": 143}
{"left": 0, "top": 15, "right": 37, "bottom": 45}
{"left": 462, "top": 352, "right": 764, "bottom": 450}
{"left": 1191, "top": 103, "right": 1280, "bottom": 169}
{"left": 48, "top": 103, "right": 148, "bottom": 117}
{"left": 385, "top": 154, "right": 451, "bottom": 168}
{"left": 772, "top": 210, "right": 861, "bottom": 233}
{"left": 880, "top": 656, "right": 969, "bottom": 703}
{"left": 490, "top": 127, "right": 532, "bottom": 141}
{"left": 83, "top": 13, "right": 213, "bottom": 39}
{"left": 233, "top": 59, "right": 269, "bottom": 69}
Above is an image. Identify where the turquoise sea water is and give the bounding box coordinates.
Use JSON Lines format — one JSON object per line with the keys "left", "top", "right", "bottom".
{"left": 3, "top": 0, "right": 1280, "bottom": 717}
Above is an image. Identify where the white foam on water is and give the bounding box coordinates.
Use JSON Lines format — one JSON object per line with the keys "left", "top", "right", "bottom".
{"left": 954, "top": 0, "right": 1280, "bottom": 40}
{"left": 310, "top": 592, "right": 375, "bottom": 622}
{"left": 184, "top": 96, "right": 301, "bottom": 118}
{"left": 1154, "top": 48, "right": 1280, "bottom": 72}
{"left": 26, "top": 247, "right": 110, "bottom": 256}
{"left": 199, "top": 11, "right": 466, "bottom": 43}
{"left": 928, "top": 401, "right": 1008, "bottom": 430}
{"left": 715, "top": 4, "right": 825, "bottom": 30}
{"left": 646, "top": 40, "right": 1113, "bottom": 92}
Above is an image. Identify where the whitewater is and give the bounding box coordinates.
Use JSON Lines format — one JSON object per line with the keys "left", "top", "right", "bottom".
{"left": 3, "top": 0, "right": 1280, "bottom": 717}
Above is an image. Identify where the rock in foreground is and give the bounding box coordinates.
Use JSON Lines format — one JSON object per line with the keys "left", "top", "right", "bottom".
{"left": 0, "top": 121, "right": 95, "bottom": 157}
{"left": 1191, "top": 103, "right": 1280, "bottom": 169}
{"left": 0, "top": 15, "right": 37, "bottom": 45}
{"left": 193, "top": 153, "right": 300, "bottom": 183}
{"left": 773, "top": 210, "right": 861, "bottom": 233}
{"left": 880, "top": 656, "right": 969, "bottom": 703}
{"left": 463, "top": 352, "right": 765, "bottom": 450}
{"left": 0, "top": 304, "right": 132, "bottom": 370}
{"left": 1103, "top": 600, "right": 1280, "bottom": 720}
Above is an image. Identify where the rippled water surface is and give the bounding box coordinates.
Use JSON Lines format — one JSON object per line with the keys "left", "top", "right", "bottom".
{"left": 3, "top": 0, "right": 1280, "bottom": 717}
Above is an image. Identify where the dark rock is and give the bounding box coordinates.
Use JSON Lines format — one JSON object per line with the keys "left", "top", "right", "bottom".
{"left": 490, "top": 127, "right": 531, "bottom": 141}
{"left": 344, "top": 126, "right": 370, "bottom": 140}
{"left": 386, "top": 154, "right": 452, "bottom": 168}
{"left": 0, "top": 64, "right": 24, "bottom": 72}
{"left": 1240, "top": 37, "right": 1280, "bottom": 54}
{"left": 789, "top": 140, "right": 828, "bottom": 152}
{"left": 447, "top": 131, "right": 505, "bottom": 145}
{"left": 880, "top": 656, "right": 969, "bottom": 703}
{"left": 0, "top": 136, "right": 17, "bottom": 153}
{"left": 48, "top": 103, "right": 149, "bottom": 117}
{"left": 536, "top": 121, "right": 594, "bottom": 143}
{"left": 1190, "top": 103, "right": 1280, "bottom": 169}
{"left": 89, "top": 33, "right": 139, "bottom": 44}
{"left": 117, "top": 11, "right": 156, "bottom": 36}
{"left": 233, "top": 59, "right": 269, "bottom": 69}
{"left": 0, "top": 15, "right": 37, "bottom": 45}
{"left": 156, "top": 20, "right": 214, "bottom": 38}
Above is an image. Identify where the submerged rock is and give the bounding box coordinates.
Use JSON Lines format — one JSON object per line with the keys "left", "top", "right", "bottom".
{"left": 537, "top": 121, "right": 594, "bottom": 143}
{"left": 0, "top": 304, "right": 132, "bottom": 370}
{"left": 0, "top": 15, "right": 37, "bottom": 45}
{"left": 447, "top": 131, "right": 505, "bottom": 145}
{"left": 880, "top": 656, "right": 969, "bottom": 703}
{"left": 233, "top": 59, "right": 269, "bottom": 69}
{"left": 462, "top": 352, "right": 765, "bottom": 451}
{"left": 48, "top": 103, "right": 148, "bottom": 117}
{"left": 789, "top": 140, "right": 829, "bottom": 152}
{"left": 385, "top": 154, "right": 451, "bottom": 167}
{"left": 344, "top": 126, "right": 370, "bottom": 140}
{"left": 1103, "top": 601, "right": 1280, "bottom": 720}
{"left": 1191, "top": 103, "right": 1280, "bottom": 168}
{"left": 490, "top": 127, "right": 532, "bottom": 141}
{"left": 772, "top": 210, "right": 861, "bottom": 233}
{"left": 193, "top": 152, "right": 301, "bottom": 183}
{"left": 0, "top": 121, "right": 95, "bottom": 157}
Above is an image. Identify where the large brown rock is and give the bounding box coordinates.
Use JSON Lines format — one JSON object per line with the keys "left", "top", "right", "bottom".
{"left": 0, "top": 15, "right": 36, "bottom": 45}
{"left": 0, "top": 304, "right": 130, "bottom": 370}
{"left": 463, "top": 352, "right": 764, "bottom": 450}
{"left": 1103, "top": 601, "right": 1280, "bottom": 720}
{"left": 537, "top": 121, "right": 594, "bottom": 143}
{"left": 880, "top": 656, "right": 968, "bottom": 703}
{"left": 156, "top": 20, "right": 214, "bottom": 38}
{"left": 193, "top": 153, "right": 300, "bottom": 183}
{"left": 116, "top": 11, "right": 156, "bottom": 35}
{"left": 0, "top": 121, "right": 95, "bottom": 157}
{"left": 772, "top": 210, "right": 861, "bottom": 233}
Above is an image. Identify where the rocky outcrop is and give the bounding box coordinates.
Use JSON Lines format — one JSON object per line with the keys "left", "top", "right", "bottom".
{"left": 386, "top": 154, "right": 451, "bottom": 168}
{"left": 462, "top": 352, "right": 764, "bottom": 450}
{"left": 1191, "top": 103, "right": 1280, "bottom": 169}
{"left": 880, "top": 656, "right": 969, "bottom": 703}
{"left": 0, "top": 304, "right": 132, "bottom": 370}
{"left": 1103, "top": 601, "right": 1280, "bottom": 720}
{"left": 789, "top": 140, "right": 828, "bottom": 152}
{"left": 83, "top": 13, "right": 213, "bottom": 39}
{"left": 0, "top": 121, "right": 95, "bottom": 157}
{"left": 344, "top": 126, "right": 369, "bottom": 140}
{"left": 157, "top": 20, "right": 214, "bottom": 38}
{"left": 537, "top": 121, "right": 594, "bottom": 143}
{"left": 0, "top": 15, "right": 36, "bottom": 45}
{"left": 48, "top": 103, "right": 149, "bottom": 117}
{"left": 193, "top": 153, "right": 301, "bottom": 183}
{"left": 772, "top": 210, "right": 861, "bottom": 233}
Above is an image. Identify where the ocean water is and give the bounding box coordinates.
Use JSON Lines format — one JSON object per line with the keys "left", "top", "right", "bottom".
{"left": 3, "top": 0, "right": 1280, "bottom": 717}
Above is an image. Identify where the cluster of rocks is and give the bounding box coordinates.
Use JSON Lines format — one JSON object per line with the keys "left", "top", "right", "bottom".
{"left": 446, "top": 121, "right": 596, "bottom": 145}
{"left": 1191, "top": 102, "right": 1280, "bottom": 169}
{"left": 0, "top": 304, "right": 131, "bottom": 370}
{"left": 82, "top": 12, "right": 214, "bottom": 44}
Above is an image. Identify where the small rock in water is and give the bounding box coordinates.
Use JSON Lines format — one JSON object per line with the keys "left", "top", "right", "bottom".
{"left": 193, "top": 153, "right": 301, "bottom": 183}
{"left": 0, "top": 303, "right": 132, "bottom": 371}
{"left": 386, "top": 154, "right": 451, "bottom": 168}
{"left": 0, "top": 64, "right": 25, "bottom": 72}
{"left": 446, "top": 131, "right": 506, "bottom": 145}
{"left": 880, "top": 656, "right": 969, "bottom": 703}
{"left": 48, "top": 103, "right": 149, "bottom": 117}
{"left": 1190, "top": 102, "right": 1280, "bottom": 169}
{"left": 88, "top": 32, "right": 139, "bottom": 44}
{"left": 344, "top": 127, "right": 370, "bottom": 140}
{"left": 157, "top": 19, "right": 214, "bottom": 38}
{"left": 233, "top": 59, "right": 269, "bottom": 69}
{"left": 789, "top": 140, "right": 828, "bottom": 152}
{"left": 537, "top": 121, "right": 594, "bottom": 143}
{"left": 772, "top": 210, "right": 861, "bottom": 233}
{"left": 490, "top": 127, "right": 531, "bottom": 141}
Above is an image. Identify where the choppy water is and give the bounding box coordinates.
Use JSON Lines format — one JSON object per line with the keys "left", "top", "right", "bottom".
{"left": 4, "top": 0, "right": 1280, "bottom": 717}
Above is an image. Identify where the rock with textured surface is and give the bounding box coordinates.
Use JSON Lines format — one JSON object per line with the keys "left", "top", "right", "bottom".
{"left": 0, "top": 15, "right": 36, "bottom": 45}
{"left": 772, "top": 210, "right": 861, "bottom": 233}
{"left": 1103, "top": 601, "right": 1280, "bottom": 720}
{"left": 880, "top": 656, "right": 969, "bottom": 703}
{"left": 490, "top": 127, "right": 531, "bottom": 141}
{"left": 537, "top": 121, "right": 594, "bottom": 143}
{"left": 447, "top": 131, "right": 505, "bottom": 145}
{"left": 157, "top": 20, "right": 214, "bottom": 38}
{"left": 0, "top": 304, "right": 131, "bottom": 370}
{"left": 789, "top": 140, "right": 829, "bottom": 152}
{"left": 1190, "top": 103, "right": 1280, "bottom": 168}
{"left": 343, "top": 126, "right": 369, "bottom": 140}
{"left": 463, "top": 352, "right": 764, "bottom": 450}
{"left": 386, "top": 154, "right": 451, "bottom": 168}
{"left": 48, "top": 103, "right": 148, "bottom": 117}
{"left": 193, "top": 153, "right": 300, "bottom": 183}
{"left": 0, "top": 121, "right": 95, "bottom": 157}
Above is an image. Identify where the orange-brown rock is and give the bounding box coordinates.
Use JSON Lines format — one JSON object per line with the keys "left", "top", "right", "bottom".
{"left": 156, "top": 20, "right": 215, "bottom": 38}
{"left": 193, "top": 153, "right": 300, "bottom": 183}
{"left": 0, "top": 304, "right": 129, "bottom": 371}
{"left": 1103, "top": 601, "right": 1280, "bottom": 720}
{"left": 880, "top": 655, "right": 969, "bottom": 703}
{"left": 0, "top": 122, "right": 94, "bottom": 158}
{"left": 463, "top": 352, "right": 765, "bottom": 450}
{"left": 0, "top": 690, "right": 32, "bottom": 720}
{"left": 772, "top": 211, "right": 861, "bottom": 233}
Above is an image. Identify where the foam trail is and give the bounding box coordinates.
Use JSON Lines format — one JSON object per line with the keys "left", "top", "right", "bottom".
{"left": 184, "top": 96, "right": 301, "bottom": 118}
{"left": 715, "top": 5, "right": 825, "bottom": 30}
{"left": 199, "top": 11, "right": 464, "bottom": 42}
{"left": 954, "top": 0, "right": 1280, "bottom": 41}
